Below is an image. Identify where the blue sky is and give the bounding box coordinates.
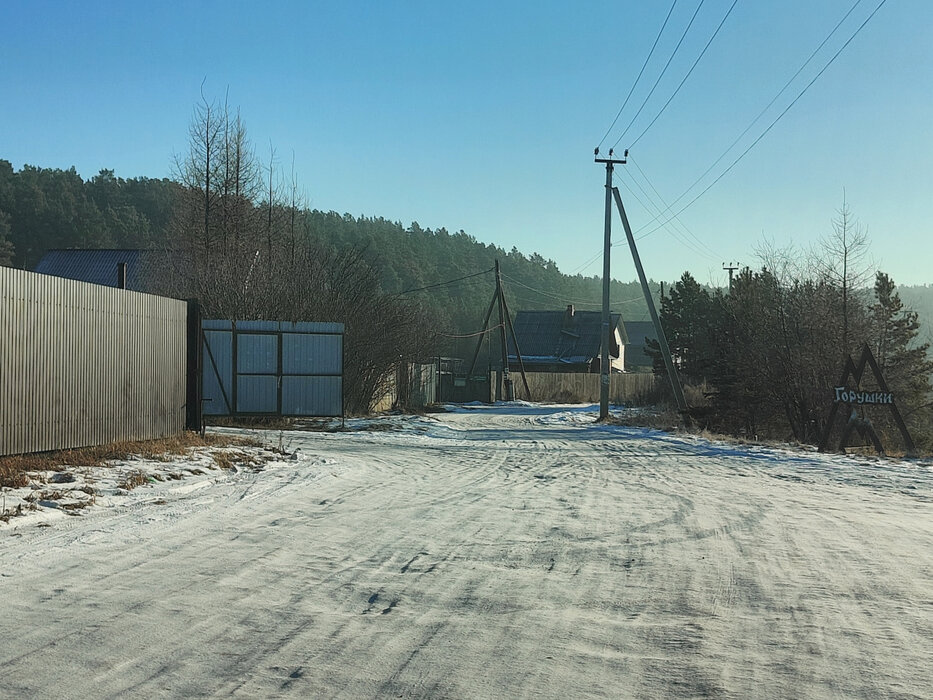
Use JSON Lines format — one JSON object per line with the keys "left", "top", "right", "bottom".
{"left": 2, "top": 0, "right": 930, "bottom": 286}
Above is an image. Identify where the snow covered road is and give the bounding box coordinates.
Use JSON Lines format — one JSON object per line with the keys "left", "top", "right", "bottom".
{"left": 1, "top": 404, "right": 931, "bottom": 698}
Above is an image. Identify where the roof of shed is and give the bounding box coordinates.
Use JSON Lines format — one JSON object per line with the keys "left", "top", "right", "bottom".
{"left": 622, "top": 321, "right": 658, "bottom": 347}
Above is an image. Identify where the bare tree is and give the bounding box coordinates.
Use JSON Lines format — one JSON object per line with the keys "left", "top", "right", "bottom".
{"left": 814, "top": 197, "right": 873, "bottom": 353}
{"left": 166, "top": 93, "right": 439, "bottom": 413}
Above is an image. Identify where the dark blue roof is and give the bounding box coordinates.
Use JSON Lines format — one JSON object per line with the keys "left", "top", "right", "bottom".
{"left": 34, "top": 249, "right": 145, "bottom": 290}
{"left": 507, "top": 309, "right": 622, "bottom": 365}
{"left": 622, "top": 321, "right": 657, "bottom": 347}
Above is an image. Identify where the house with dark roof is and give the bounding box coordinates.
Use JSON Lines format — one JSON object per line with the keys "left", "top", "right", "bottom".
{"left": 507, "top": 305, "right": 626, "bottom": 373}
{"left": 621, "top": 321, "right": 658, "bottom": 372}
{"left": 34, "top": 249, "right": 172, "bottom": 295}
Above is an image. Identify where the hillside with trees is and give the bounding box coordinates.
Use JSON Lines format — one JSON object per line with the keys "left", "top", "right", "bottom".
{"left": 6, "top": 157, "right": 931, "bottom": 340}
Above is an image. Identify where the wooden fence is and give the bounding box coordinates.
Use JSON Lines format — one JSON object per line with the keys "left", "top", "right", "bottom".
{"left": 0, "top": 267, "right": 189, "bottom": 456}
{"left": 517, "top": 371, "right": 662, "bottom": 406}
{"left": 372, "top": 363, "right": 662, "bottom": 410}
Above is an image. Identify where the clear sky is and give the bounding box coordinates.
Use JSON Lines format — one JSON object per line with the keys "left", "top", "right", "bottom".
{"left": 2, "top": 0, "right": 930, "bottom": 286}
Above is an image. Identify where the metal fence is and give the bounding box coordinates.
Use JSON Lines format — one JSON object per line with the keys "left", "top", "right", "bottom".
{"left": 202, "top": 320, "right": 344, "bottom": 417}
{"left": 0, "top": 267, "right": 189, "bottom": 456}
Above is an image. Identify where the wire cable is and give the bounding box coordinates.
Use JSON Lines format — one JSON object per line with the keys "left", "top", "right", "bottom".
{"left": 627, "top": 157, "right": 721, "bottom": 258}
{"left": 508, "top": 289, "right": 644, "bottom": 312}
{"left": 614, "top": 0, "right": 707, "bottom": 147}
{"left": 435, "top": 323, "right": 504, "bottom": 339}
{"left": 597, "top": 0, "right": 679, "bottom": 150}
{"left": 568, "top": 248, "right": 607, "bottom": 275}
{"left": 614, "top": 168, "right": 720, "bottom": 262}
{"left": 622, "top": 0, "right": 739, "bottom": 150}
{"left": 633, "top": 0, "right": 865, "bottom": 231}
{"left": 636, "top": 0, "right": 887, "bottom": 239}
{"left": 399, "top": 267, "right": 494, "bottom": 295}
{"left": 500, "top": 272, "right": 646, "bottom": 307}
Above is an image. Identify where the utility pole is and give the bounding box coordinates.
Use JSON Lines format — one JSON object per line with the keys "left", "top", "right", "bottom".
{"left": 611, "top": 186, "right": 688, "bottom": 415}
{"left": 595, "top": 148, "right": 626, "bottom": 420}
{"left": 467, "top": 260, "right": 529, "bottom": 402}
{"left": 495, "top": 260, "right": 514, "bottom": 401}
{"left": 722, "top": 261, "right": 739, "bottom": 292}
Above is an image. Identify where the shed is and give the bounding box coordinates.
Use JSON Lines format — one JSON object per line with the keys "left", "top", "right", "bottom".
{"left": 622, "top": 321, "right": 658, "bottom": 372}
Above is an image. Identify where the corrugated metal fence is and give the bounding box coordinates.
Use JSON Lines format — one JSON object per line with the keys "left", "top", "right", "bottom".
{"left": 0, "top": 267, "right": 188, "bottom": 456}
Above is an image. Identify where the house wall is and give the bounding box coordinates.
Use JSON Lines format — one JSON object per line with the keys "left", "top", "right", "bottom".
{"left": 1, "top": 267, "right": 188, "bottom": 456}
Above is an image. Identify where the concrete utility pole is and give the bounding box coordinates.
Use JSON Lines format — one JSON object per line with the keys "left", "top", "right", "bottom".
{"left": 495, "top": 260, "right": 514, "bottom": 401}
{"left": 611, "top": 186, "right": 688, "bottom": 415}
{"left": 595, "top": 149, "right": 626, "bottom": 420}
{"left": 722, "top": 261, "right": 739, "bottom": 292}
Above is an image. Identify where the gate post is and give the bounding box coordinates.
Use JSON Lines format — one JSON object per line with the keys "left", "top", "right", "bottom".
{"left": 185, "top": 299, "right": 203, "bottom": 432}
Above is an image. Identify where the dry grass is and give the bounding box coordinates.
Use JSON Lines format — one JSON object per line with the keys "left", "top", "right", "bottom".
{"left": 212, "top": 452, "right": 237, "bottom": 470}
{"left": 0, "top": 501, "right": 37, "bottom": 523}
{"left": 207, "top": 416, "right": 297, "bottom": 430}
{"left": 211, "top": 450, "right": 266, "bottom": 470}
{"left": 117, "top": 470, "right": 150, "bottom": 490}
{"left": 604, "top": 407, "right": 687, "bottom": 432}
{"left": 0, "top": 462, "right": 30, "bottom": 489}
{"left": 0, "top": 432, "right": 262, "bottom": 488}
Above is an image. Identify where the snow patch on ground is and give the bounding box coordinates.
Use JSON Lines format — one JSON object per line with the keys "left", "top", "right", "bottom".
{"left": 0, "top": 443, "right": 293, "bottom": 531}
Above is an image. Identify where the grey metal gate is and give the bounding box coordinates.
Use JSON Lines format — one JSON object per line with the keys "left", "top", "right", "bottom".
{"left": 202, "top": 320, "right": 344, "bottom": 417}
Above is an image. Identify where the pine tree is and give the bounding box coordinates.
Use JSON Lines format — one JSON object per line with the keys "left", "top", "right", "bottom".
{"left": 870, "top": 271, "right": 933, "bottom": 446}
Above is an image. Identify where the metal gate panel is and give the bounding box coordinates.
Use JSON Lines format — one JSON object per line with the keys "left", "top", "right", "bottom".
{"left": 282, "top": 376, "right": 343, "bottom": 416}
{"left": 236, "top": 375, "right": 278, "bottom": 413}
{"left": 237, "top": 333, "right": 278, "bottom": 373}
{"left": 202, "top": 329, "right": 233, "bottom": 416}
{"left": 282, "top": 333, "right": 341, "bottom": 375}
{"left": 236, "top": 332, "right": 279, "bottom": 413}
{"left": 201, "top": 320, "right": 343, "bottom": 417}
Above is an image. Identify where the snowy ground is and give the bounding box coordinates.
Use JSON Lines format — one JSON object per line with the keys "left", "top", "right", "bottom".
{"left": 0, "top": 403, "right": 930, "bottom": 698}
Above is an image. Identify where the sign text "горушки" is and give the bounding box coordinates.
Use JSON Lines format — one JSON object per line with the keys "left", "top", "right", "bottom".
{"left": 833, "top": 387, "right": 894, "bottom": 405}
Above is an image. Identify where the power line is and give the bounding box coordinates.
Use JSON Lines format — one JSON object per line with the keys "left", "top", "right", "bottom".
{"left": 614, "top": 0, "right": 707, "bottom": 147}
{"left": 613, "top": 168, "right": 719, "bottom": 262}
{"left": 501, "top": 273, "right": 596, "bottom": 304}
{"left": 399, "top": 267, "right": 494, "bottom": 295}
{"left": 622, "top": 0, "right": 739, "bottom": 150}
{"left": 508, "top": 288, "right": 644, "bottom": 312}
{"left": 501, "top": 272, "right": 645, "bottom": 307}
{"left": 568, "top": 248, "right": 607, "bottom": 275}
{"left": 435, "top": 323, "right": 504, "bottom": 339}
{"left": 627, "top": 157, "right": 721, "bottom": 258}
{"left": 613, "top": 171, "right": 702, "bottom": 257}
{"left": 636, "top": 0, "right": 888, "bottom": 239}
{"left": 633, "top": 0, "right": 866, "bottom": 233}
{"left": 597, "top": 0, "right": 679, "bottom": 150}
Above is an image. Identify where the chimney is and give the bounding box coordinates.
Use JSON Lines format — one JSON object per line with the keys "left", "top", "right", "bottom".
{"left": 563, "top": 304, "right": 574, "bottom": 328}
{"left": 117, "top": 262, "right": 128, "bottom": 289}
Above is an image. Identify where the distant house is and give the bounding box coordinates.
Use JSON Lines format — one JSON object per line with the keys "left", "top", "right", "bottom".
{"left": 34, "top": 249, "right": 171, "bottom": 295}
{"left": 507, "top": 305, "right": 625, "bottom": 373}
{"left": 622, "top": 321, "right": 658, "bottom": 372}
